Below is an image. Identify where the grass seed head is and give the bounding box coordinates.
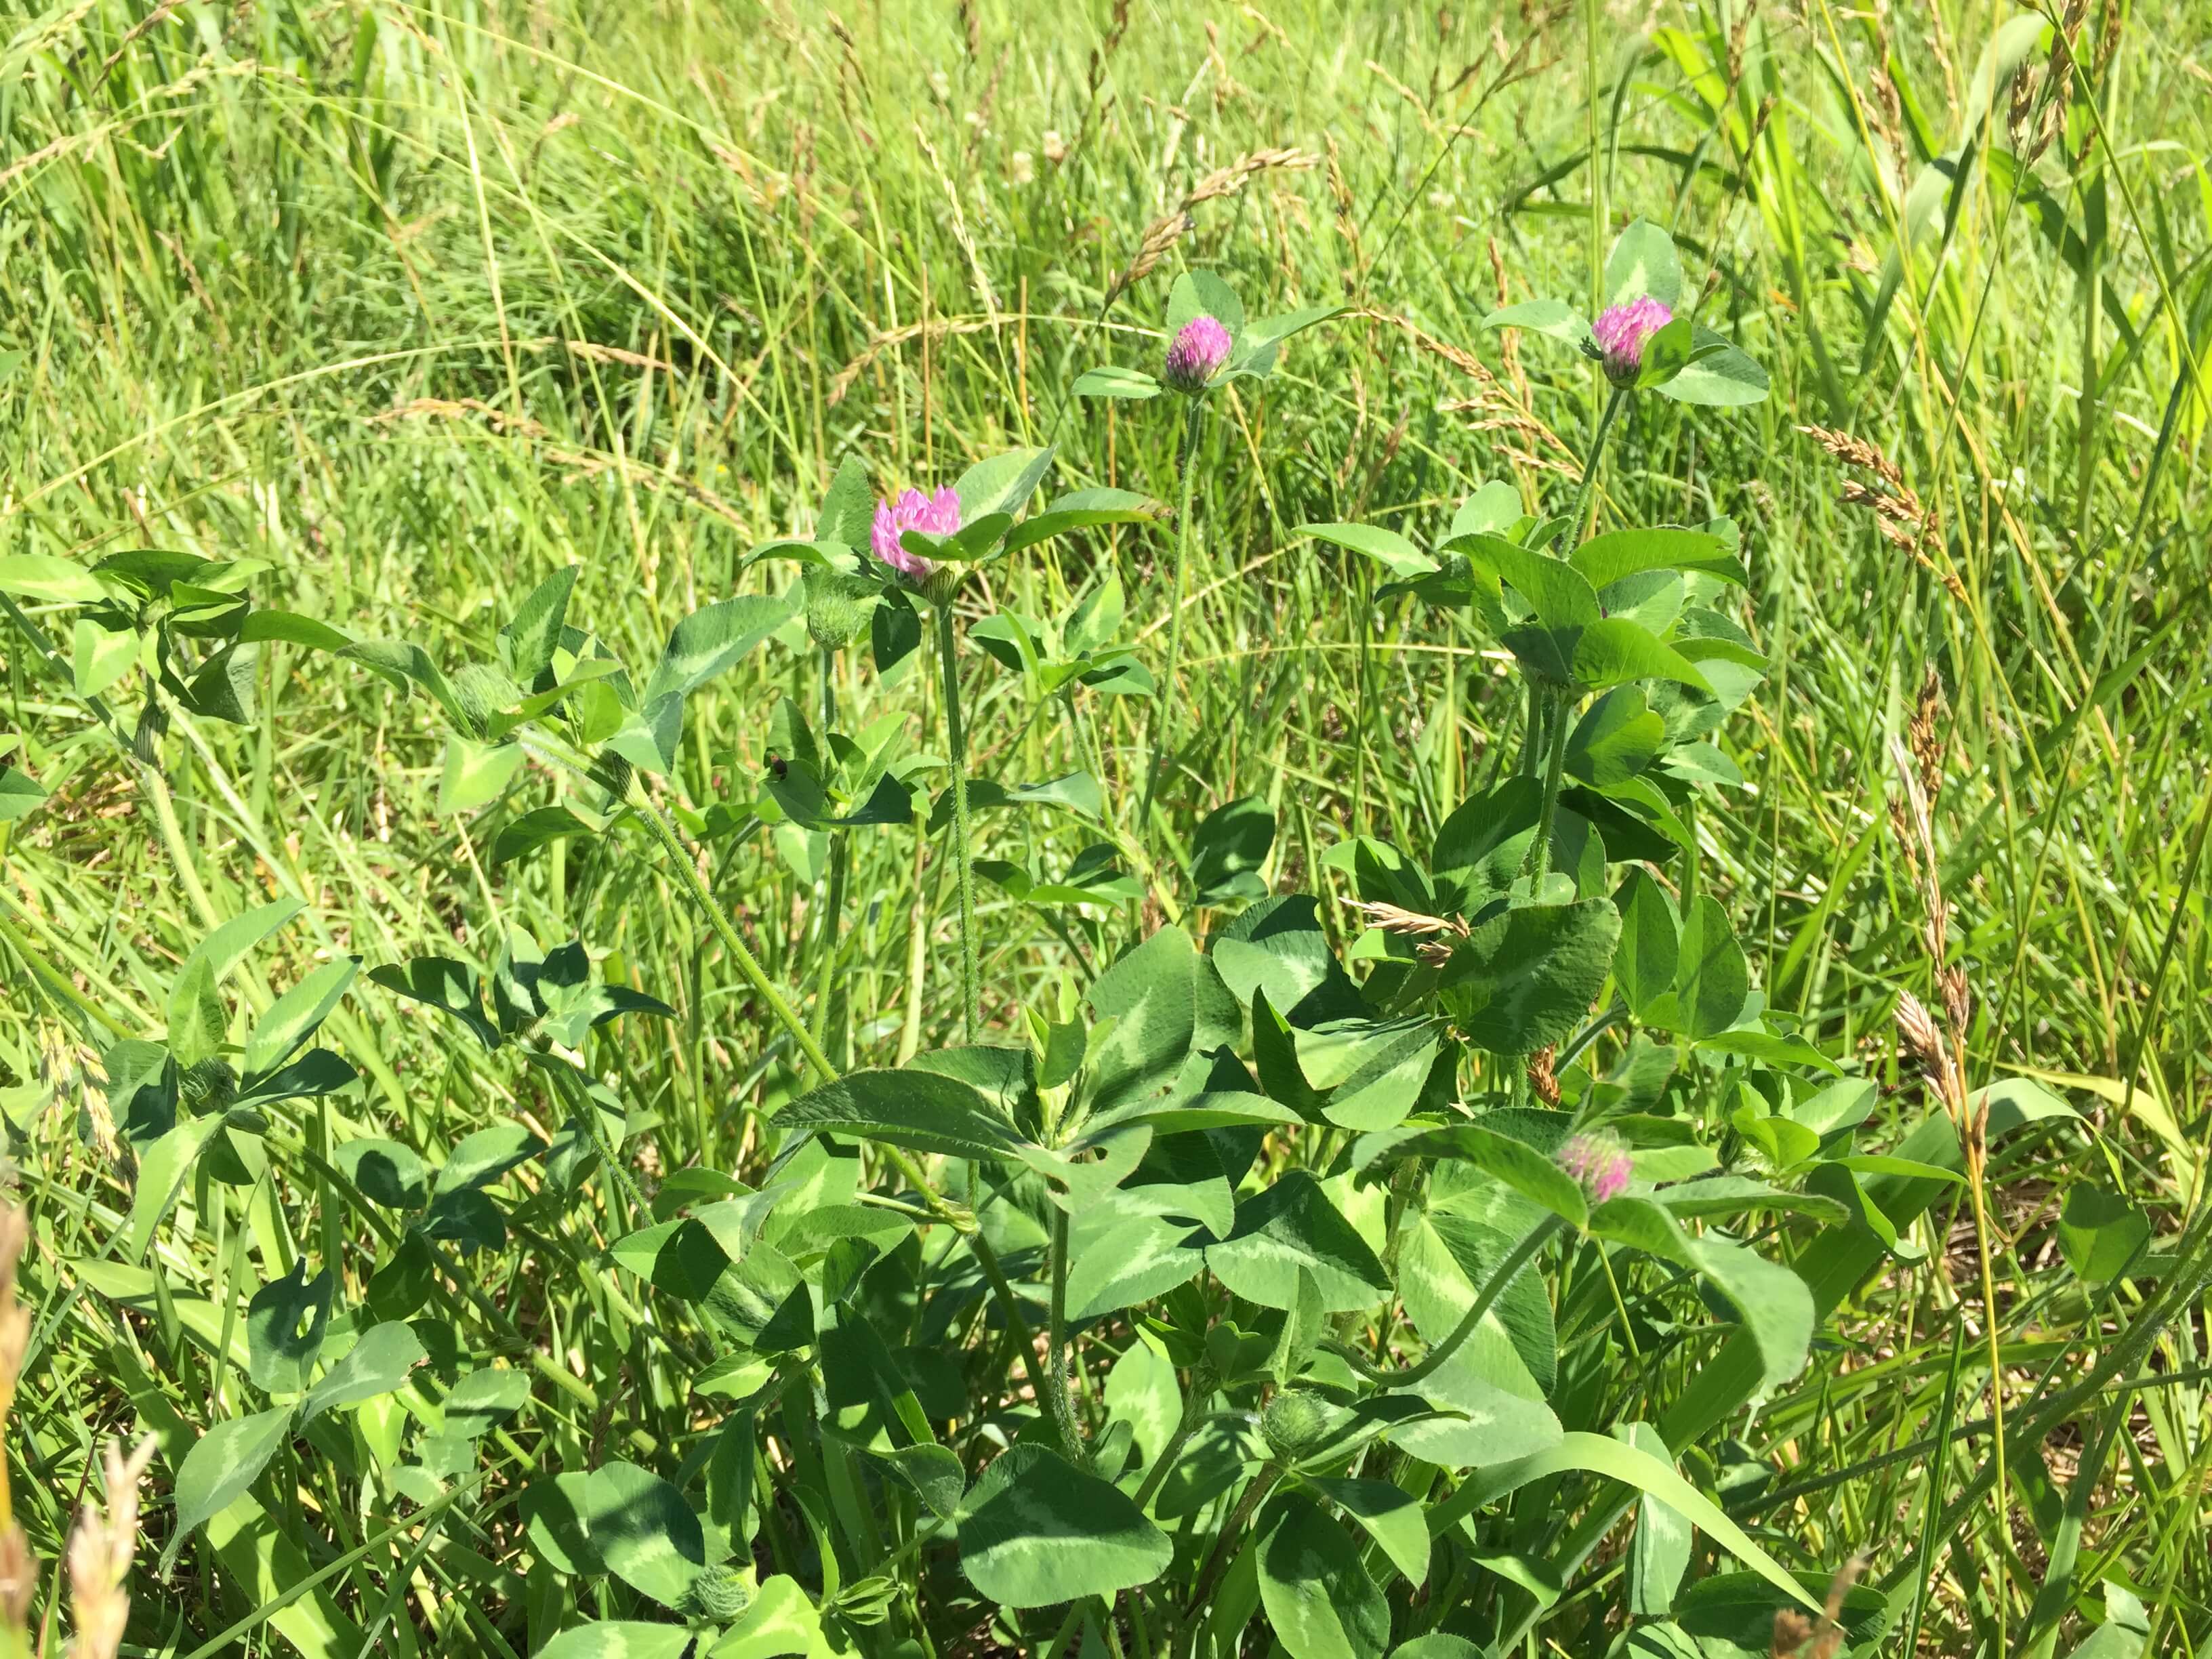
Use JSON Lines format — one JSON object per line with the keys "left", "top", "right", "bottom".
{"left": 66, "top": 1435, "right": 157, "bottom": 1659}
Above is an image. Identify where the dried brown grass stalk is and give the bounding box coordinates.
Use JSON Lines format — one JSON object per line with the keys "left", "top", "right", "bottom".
{"left": 1769, "top": 1551, "right": 1869, "bottom": 1657}
{"left": 1888, "top": 669, "right": 1971, "bottom": 1094}
{"left": 0, "top": 129, "right": 108, "bottom": 194}
{"left": 1796, "top": 422, "right": 1904, "bottom": 490}
{"left": 1325, "top": 134, "right": 1364, "bottom": 292}
{"left": 375, "top": 399, "right": 753, "bottom": 531}
{"left": 827, "top": 314, "right": 1011, "bottom": 406}
{"left": 1348, "top": 899, "right": 1467, "bottom": 940}
{"left": 1797, "top": 423, "right": 1962, "bottom": 598}
{"left": 1444, "top": 409, "right": 1576, "bottom": 458}
{"left": 914, "top": 123, "right": 1000, "bottom": 316}
{"left": 1868, "top": 64, "right": 1910, "bottom": 188}
{"left": 2093, "top": 0, "right": 2122, "bottom": 79}
{"left": 1346, "top": 898, "right": 1467, "bottom": 968}
{"left": 1101, "top": 148, "right": 1317, "bottom": 308}
{"left": 1348, "top": 308, "right": 1574, "bottom": 469}
{"left": 1527, "top": 1046, "right": 1561, "bottom": 1108}
{"left": 66, "top": 1436, "right": 157, "bottom": 1659}
{"left": 91, "top": 0, "right": 182, "bottom": 89}
{"left": 1346, "top": 308, "right": 1492, "bottom": 388}
{"left": 1725, "top": 0, "right": 1759, "bottom": 87}
{"left": 2013, "top": 0, "right": 2087, "bottom": 163}
{"left": 0, "top": 1206, "right": 36, "bottom": 1636}
{"left": 1486, "top": 237, "right": 1528, "bottom": 403}
{"left": 373, "top": 396, "right": 550, "bottom": 441}
{"left": 566, "top": 341, "right": 677, "bottom": 373}
{"left": 820, "top": 11, "right": 874, "bottom": 146}
{"left": 1886, "top": 671, "right": 2013, "bottom": 1613}
{"left": 1065, "top": 0, "right": 1132, "bottom": 159}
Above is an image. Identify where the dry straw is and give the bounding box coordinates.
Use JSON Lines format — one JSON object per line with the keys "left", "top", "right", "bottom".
{"left": 1101, "top": 148, "right": 1317, "bottom": 308}
{"left": 65, "top": 1437, "right": 157, "bottom": 1659}
{"left": 1797, "top": 423, "right": 1963, "bottom": 599}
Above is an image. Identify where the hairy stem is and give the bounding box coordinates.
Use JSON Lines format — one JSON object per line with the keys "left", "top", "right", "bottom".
{"left": 1046, "top": 1207, "right": 1088, "bottom": 1466}
{"left": 1176, "top": 1462, "right": 1281, "bottom": 1649}
{"left": 1128, "top": 1362, "right": 1216, "bottom": 1513}
{"left": 142, "top": 758, "right": 222, "bottom": 930}
{"left": 1525, "top": 687, "right": 1574, "bottom": 884}
{"left": 964, "top": 1221, "right": 1069, "bottom": 1457}
{"left": 809, "top": 644, "right": 848, "bottom": 1066}
{"left": 620, "top": 760, "right": 1067, "bottom": 1460}
{"left": 630, "top": 786, "right": 839, "bottom": 1084}
{"left": 1517, "top": 677, "right": 1545, "bottom": 775}
{"left": 1519, "top": 383, "right": 1626, "bottom": 880}
{"left": 1340, "top": 1214, "right": 1562, "bottom": 1392}
{"left": 541, "top": 1046, "right": 646, "bottom": 1228}
{"left": 935, "top": 599, "right": 982, "bottom": 1042}
{"left": 1139, "top": 400, "right": 1206, "bottom": 834}
{"left": 1569, "top": 384, "right": 1628, "bottom": 546}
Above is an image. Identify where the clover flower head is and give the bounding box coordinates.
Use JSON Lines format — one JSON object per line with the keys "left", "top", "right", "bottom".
{"left": 869, "top": 487, "right": 962, "bottom": 581}
{"left": 1162, "top": 314, "right": 1233, "bottom": 394}
{"left": 1557, "top": 1131, "right": 1633, "bottom": 1206}
{"left": 1591, "top": 296, "right": 1673, "bottom": 387}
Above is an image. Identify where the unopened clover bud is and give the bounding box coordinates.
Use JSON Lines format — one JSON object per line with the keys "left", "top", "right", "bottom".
{"left": 449, "top": 663, "right": 521, "bottom": 741}
{"left": 180, "top": 1057, "right": 238, "bottom": 1113}
{"left": 802, "top": 567, "right": 874, "bottom": 650}
{"left": 689, "top": 1563, "right": 753, "bottom": 1622}
{"left": 1162, "top": 314, "right": 1233, "bottom": 394}
{"left": 1261, "top": 1387, "right": 1332, "bottom": 1460}
{"left": 1591, "top": 296, "right": 1672, "bottom": 388}
{"left": 130, "top": 697, "right": 167, "bottom": 764}
{"left": 590, "top": 748, "right": 634, "bottom": 803}
{"left": 921, "top": 564, "right": 966, "bottom": 607}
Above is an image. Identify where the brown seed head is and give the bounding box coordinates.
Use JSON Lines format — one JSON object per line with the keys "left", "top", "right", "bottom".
{"left": 1527, "top": 1046, "right": 1561, "bottom": 1108}
{"left": 1771, "top": 1609, "right": 1815, "bottom": 1656}
{"left": 0, "top": 1527, "right": 34, "bottom": 1630}
{"left": 1894, "top": 990, "right": 1947, "bottom": 1082}
{"left": 66, "top": 1436, "right": 157, "bottom": 1659}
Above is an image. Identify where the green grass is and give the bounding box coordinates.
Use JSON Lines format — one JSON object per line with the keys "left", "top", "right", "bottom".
{"left": 2, "top": 0, "right": 2209, "bottom": 1654}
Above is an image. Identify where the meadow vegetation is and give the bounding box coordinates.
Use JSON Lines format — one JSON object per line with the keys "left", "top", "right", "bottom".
{"left": 0, "top": 2, "right": 2209, "bottom": 1656}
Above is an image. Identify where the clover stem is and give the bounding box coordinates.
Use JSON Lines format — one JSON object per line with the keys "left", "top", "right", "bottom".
{"left": 1569, "top": 386, "right": 1629, "bottom": 546}
{"left": 1522, "top": 382, "right": 1628, "bottom": 878}
{"left": 142, "top": 755, "right": 222, "bottom": 931}
{"left": 1176, "top": 1462, "right": 1282, "bottom": 1645}
{"left": 630, "top": 785, "right": 840, "bottom": 1084}
{"left": 630, "top": 760, "right": 1067, "bottom": 1456}
{"left": 1342, "top": 1213, "right": 1563, "bottom": 1392}
{"left": 1139, "top": 399, "right": 1206, "bottom": 838}
{"left": 1128, "top": 1361, "right": 1217, "bottom": 1513}
{"left": 541, "top": 1044, "right": 647, "bottom": 1227}
{"left": 935, "top": 599, "right": 983, "bottom": 1043}
{"left": 1527, "top": 686, "right": 1574, "bottom": 884}
{"left": 964, "top": 1222, "right": 1069, "bottom": 1456}
{"left": 1517, "top": 678, "right": 1545, "bottom": 775}
{"left": 0, "top": 594, "right": 222, "bottom": 931}
{"left": 1046, "top": 1206, "right": 1089, "bottom": 1466}
{"left": 809, "top": 643, "right": 848, "bottom": 1066}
